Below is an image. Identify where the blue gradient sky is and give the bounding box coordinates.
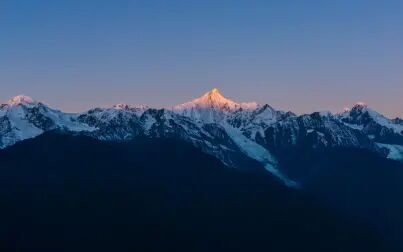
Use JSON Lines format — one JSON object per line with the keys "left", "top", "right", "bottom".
{"left": 1, "top": 0, "right": 402, "bottom": 117}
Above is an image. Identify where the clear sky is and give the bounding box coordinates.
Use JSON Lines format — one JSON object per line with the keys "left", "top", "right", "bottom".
{"left": 1, "top": 0, "right": 402, "bottom": 117}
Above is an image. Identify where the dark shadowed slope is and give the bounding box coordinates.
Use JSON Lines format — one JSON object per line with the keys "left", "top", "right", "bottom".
{"left": 300, "top": 148, "right": 403, "bottom": 249}
{"left": 0, "top": 132, "right": 397, "bottom": 252}
{"left": 271, "top": 144, "right": 403, "bottom": 249}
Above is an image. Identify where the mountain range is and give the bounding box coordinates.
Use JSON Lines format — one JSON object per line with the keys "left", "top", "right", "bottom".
{"left": 1, "top": 89, "right": 402, "bottom": 187}
{"left": 1, "top": 89, "right": 403, "bottom": 251}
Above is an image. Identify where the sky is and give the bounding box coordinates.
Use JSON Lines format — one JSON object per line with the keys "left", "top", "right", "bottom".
{"left": 1, "top": 0, "right": 402, "bottom": 117}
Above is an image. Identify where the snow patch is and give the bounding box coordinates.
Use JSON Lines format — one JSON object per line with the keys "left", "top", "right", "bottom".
{"left": 142, "top": 115, "right": 156, "bottom": 130}
{"left": 377, "top": 143, "right": 403, "bottom": 161}
{"left": 4, "top": 105, "right": 44, "bottom": 146}
{"left": 223, "top": 123, "right": 298, "bottom": 187}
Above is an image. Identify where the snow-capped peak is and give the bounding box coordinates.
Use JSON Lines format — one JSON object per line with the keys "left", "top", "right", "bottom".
{"left": 7, "top": 95, "right": 37, "bottom": 106}
{"left": 339, "top": 102, "right": 403, "bottom": 136}
{"left": 174, "top": 88, "right": 258, "bottom": 111}
{"left": 340, "top": 102, "right": 377, "bottom": 119}
{"left": 352, "top": 102, "right": 368, "bottom": 110}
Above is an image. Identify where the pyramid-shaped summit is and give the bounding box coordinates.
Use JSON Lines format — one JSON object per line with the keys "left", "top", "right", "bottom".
{"left": 173, "top": 88, "right": 258, "bottom": 111}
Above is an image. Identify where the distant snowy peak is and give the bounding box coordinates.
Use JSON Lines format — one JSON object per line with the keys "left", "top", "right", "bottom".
{"left": 0, "top": 95, "right": 94, "bottom": 149}
{"left": 113, "top": 103, "right": 149, "bottom": 111}
{"left": 6, "top": 95, "right": 37, "bottom": 107}
{"left": 339, "top": 102, "right": 403, "bottom": 138}
{"left": 340, "top": 102, "right": 367, "bottom": 115}
{"left": 341, "top": 102, "right": 379, "bottom": 120}
{"left": 173, "top": 88, "right": 258, "bottom": 111}
{"left": 352, "top": 102, "right": 368, "bottom": 109}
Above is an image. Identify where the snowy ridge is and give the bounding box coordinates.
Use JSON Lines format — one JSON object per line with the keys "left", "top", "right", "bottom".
{"left": 1, "top": 91, "right": 403, "bottom": 187}
{"left": 0, "top": 96, "right": 94, "bottom": 148}
{"left": 376, "top": 143, "right": 403, "bottom": 160}
{"left": 113, "top": 103, "right": 149, "bottom": 112}
{"left": 337, "top": 102, "right": 403, "bottom": 160}
{"left": 340, "top": 103, "right": 403, "bottom": 135}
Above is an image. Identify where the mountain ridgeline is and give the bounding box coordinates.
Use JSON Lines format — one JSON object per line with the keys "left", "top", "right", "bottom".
{"left": 1, "top": 90, "right": 403, "bottom": 250}
{"left": 1, "top": 89, "right": 402, "bottom": 185}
